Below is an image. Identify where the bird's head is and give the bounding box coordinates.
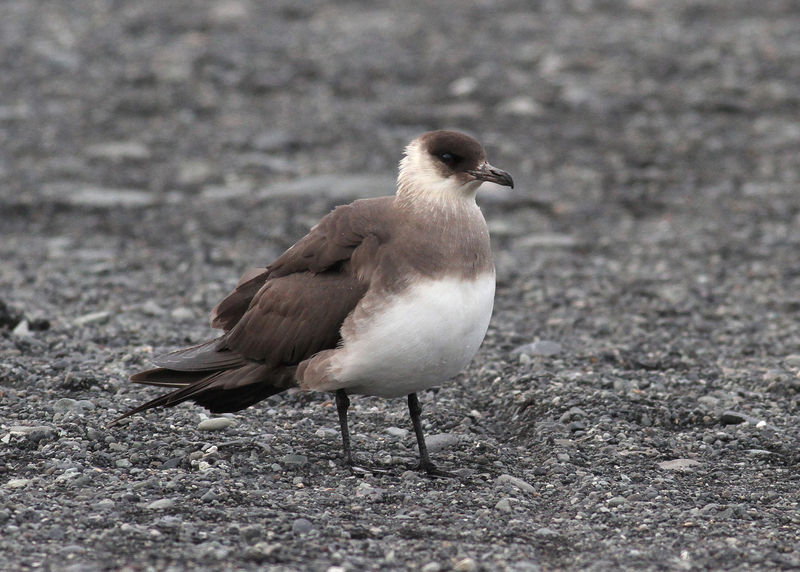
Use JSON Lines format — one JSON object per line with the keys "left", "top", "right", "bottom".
{"left": 397, "top": 130, "right": 514, "bottom": 205}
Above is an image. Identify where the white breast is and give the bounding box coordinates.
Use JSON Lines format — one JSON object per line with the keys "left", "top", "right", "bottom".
{"left": 332, "top": 273, "right": 495, "bottom": 398}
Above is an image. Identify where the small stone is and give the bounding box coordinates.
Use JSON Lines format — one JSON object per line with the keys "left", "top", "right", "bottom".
{"left": 281, "top": 454, "right": 308, "bottom": 466}
{"left": 197, "top": 418, "right": 235, "bottom": 431}
{"left": 783, "top": 354, "right": 800, "bottom": 368}
{"left": 496, "top": 474, "right": 536, "bottom": 494}
{"left": 454, "top": 557, "right": 478, "bottom": 572}
{"left": 495, "top": 498, "right": 513, "bottom": 512}
{"left": 449, "top": 76, "right": 478, "bottom": 97}
{"left": 421, "top": 563, "right": 442, "bottom": 572}
{"left": 11, "top": 319, "right": 31, "bottom": 338}
{"left": 73, "top": 311, "right": 111, "bottom": 326}
{"left": 146, "top": 498, "right": 175, "bottom": 510}
{"left": 141, "top": 300, "right": 166, "bottom": 316}
{"left": 53, "top": 398, "right": 80, "bottom": 414}
{"left": 720, "top": 411, "right": 747, "bottom": 425}
{"left": 115, "top": 459, "right": 132, "bottom": 468}
{"left": 607, "top": 496, "right": 626, "bottom": 507}
{"left": 385, "top": 426, "right": 408, "bottom": 438}
{"left": 292, "top": 518, "right": 313, "bottom": 535}
{"left": 535, "top": 527, "right": 560, "bottom": 539}
{"left": 201, "top": 489, "right": 220, "bottom": 503}
{"left": 171, "top": 306, "right": 195, "bottom": 321}
{"left": 97, "top": 499, "right": 115, "bottom": 511}
{"left": 498, "top": 95, "right": 543, "bottom": 117}
{"left": 697, "top": 395, "right": 719, "bottom": 409}
{"left": 425, "top": 433, "right": 459, "bottom": 453}
{"left": 176, "top": 161, "right": 215, "bottom": 188}
{"left": 4, "top": 478, "right": 31, "bottom": 489}
{"left": 245, "top": 542, "right": 282, "bottom": 562}
{"left": 511, "top": 340, "right": 562, "bottom": 357}
{"left": 658, "top": 459, "right": 701, "bottom": 471}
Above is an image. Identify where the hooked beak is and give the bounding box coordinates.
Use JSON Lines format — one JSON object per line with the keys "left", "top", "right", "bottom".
{"left": 467, "top": 162, "right": 514, "bottom": 188}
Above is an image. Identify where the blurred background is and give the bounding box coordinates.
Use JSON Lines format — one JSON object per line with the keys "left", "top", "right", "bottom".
{"left": 2, "top": 1, "right": 800, "bottom": 569}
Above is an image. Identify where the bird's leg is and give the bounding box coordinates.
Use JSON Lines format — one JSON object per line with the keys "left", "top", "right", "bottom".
{"left": 407, "top": 393, "right": 453, "bottom": 477}
{"left": 335, "top": 389, "right": 354, "bottom": 467}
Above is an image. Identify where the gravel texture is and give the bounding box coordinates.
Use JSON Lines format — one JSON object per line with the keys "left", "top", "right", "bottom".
{"left": 2, "top": 1, "right": 800, "bottom": 570}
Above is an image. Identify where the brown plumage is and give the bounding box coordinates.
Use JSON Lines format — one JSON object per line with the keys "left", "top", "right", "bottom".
{"left": 111, "top": 130, "right": 513, "bottom": 475}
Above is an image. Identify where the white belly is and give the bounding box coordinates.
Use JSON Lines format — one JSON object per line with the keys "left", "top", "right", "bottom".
{"left": 333, "top": 273, "right": 495, "bottom": 398}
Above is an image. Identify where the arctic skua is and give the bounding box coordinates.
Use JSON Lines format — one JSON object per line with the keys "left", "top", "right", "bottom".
{"left": 111, "top": 130, "right": 514, "bottom": 475}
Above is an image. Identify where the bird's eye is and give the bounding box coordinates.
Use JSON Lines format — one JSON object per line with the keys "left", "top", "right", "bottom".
{"left": 438, "top": 152, "right": 459, "bottom": 167}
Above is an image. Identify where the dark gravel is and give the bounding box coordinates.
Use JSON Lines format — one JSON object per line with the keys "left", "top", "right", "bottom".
{"left": 3, "top": 1, "right": 800, "bottom": 570}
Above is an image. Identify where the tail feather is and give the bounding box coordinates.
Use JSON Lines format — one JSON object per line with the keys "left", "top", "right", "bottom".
{"left": 109, "top": 363, "right": 298, "bottom": 426}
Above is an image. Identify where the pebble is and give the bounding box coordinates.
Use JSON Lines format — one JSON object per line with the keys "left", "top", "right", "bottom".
{"left": 73, "top": 311, "right": 111, "bottom": 326}
{"left": 498, "top": 96, "right": 543, "bottom": 117}
{"left": 720, "top": 410, "right": 762, "bottom": 425}
{"left": 385, "top": 426, "right": 408, "bottom": 438}
{"left": 511, "top": 340, "right": 562, "bottom": 357}
{"left": 53, "top": 398, "right": 82, "bottom": 414}
{"left": 170, "top": 306, "right": 195, "bottom": 321}
{"left": 421, "top": 563, "right": 442, "bottom": 572}
{"left": 658, "top": 459, "right": 701, "bottom": 471}
{"left": 146, "top": 498, "right": 175, "bottom": 510}
{"left": 140, "top": 300, "right": 166, "bottom": 316}
{"left": 425, "top": 433, "right": 459, "bottom": 453}
{"left": 3, "top": 479, "right": 31, "bottom": 489}
{"left": 11, "top": 319, "right": 31, "bottom": 338}
{"left": 495, "top": 498, "right": 513, "bottom": 513}
{"left": 454, "top": 557, "right": 478, "bottom": 572}
{"left": 535, "top": 527, "right": 560, "bottom": 539}
{"left": 496, "top": 474, "right": 536, "bottom": 494}
{"left": 281, "top": 454, "right": 308, "bottom": 467}
{"left": 292, "top": 518, "right": 314, "bottom": 535}
{"left": 607, "top": 496, "right": 626, "bottom": 507}
{"left": 783, "top": 354, "right": 800, "bottom": 368}
{"left": 197, "top": 418, "right": 235, "bottom": 431}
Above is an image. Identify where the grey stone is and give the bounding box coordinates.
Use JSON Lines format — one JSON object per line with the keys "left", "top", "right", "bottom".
{"left": 496, "top": 474, "right": 536, "bottom": 494}
{"left": 145, "top": 498, "right": 175, "bottom": 510}
{"left": 658, "top": 459, "right": 701, "bottom": 471}
{"left": 197, "top": 418, "right": 235, "bottom": 431}
{"left": 292, "top": 518, "right": 313, "bottom": 535}
{"left": 424, "top": 433, "right": 459, "bottom": 453}
{"left": 385, "top": 426, "right": 408, "bottom": 438}
{"left": 281, "top": 454, "right": 308, "bottom": 466}
{"left": 454, "top": 558, "right": 478, "bottom": 572}
{"left": 535, "top": 527, "right": 560, "bottom": 539}
{"left": 511, "top": 340, "right": 562, "bottom": 357}
{"left": 495, "top": 497, "right": 513, "bottom": 513}
{"left": 73, "top": 311, "right": 111, "bottom": 326}
{"left": 608, "top": 496, "right": 626, "bottom": 507}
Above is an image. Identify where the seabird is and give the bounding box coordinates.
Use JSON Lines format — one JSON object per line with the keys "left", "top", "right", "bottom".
{"left": 111, "top": 130, "right": 514, "bottom": 475}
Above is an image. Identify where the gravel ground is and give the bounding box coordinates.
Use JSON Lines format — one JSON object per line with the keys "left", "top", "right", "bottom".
{"left": 3, "top": 1, "right": 800, "bottom": 570}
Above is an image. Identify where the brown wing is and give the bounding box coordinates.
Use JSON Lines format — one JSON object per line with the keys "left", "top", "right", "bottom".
{"left": 210, "top": 197, "right": 392, "bottom": 331}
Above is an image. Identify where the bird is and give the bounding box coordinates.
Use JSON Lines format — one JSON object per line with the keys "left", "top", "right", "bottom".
{"left": 110, "top": 130, "right": 514, "bottom": 476}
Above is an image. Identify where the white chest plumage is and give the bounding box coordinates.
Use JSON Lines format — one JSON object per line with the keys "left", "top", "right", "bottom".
{"left": 331, "top": 273, "right": 496, "bottom": 398}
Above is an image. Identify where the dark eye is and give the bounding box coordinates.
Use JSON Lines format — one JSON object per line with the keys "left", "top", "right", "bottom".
{"left": 439, "top": 152, "right": 460, "bottom": 167}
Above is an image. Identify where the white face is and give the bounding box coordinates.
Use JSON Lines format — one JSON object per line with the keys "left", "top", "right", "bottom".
{"left": 397, "top": 140, "right": 483, "bottom": 203}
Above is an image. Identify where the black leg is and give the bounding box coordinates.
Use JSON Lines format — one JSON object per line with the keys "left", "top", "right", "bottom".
{"left": 407, "top": 393, "right": 453, "bottom": 477}
{"left": 335, "top": 389, "right": 353, "bottom": 466}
